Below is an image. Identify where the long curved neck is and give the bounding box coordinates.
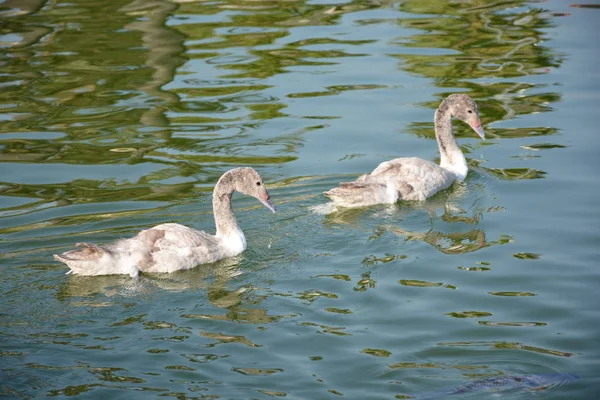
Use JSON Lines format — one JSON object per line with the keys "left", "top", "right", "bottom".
{"left": 212, "top": 175, "right": 239, "bottom": 238}
{"left": 434, "top": 104, "right": 468, "bottom": 180}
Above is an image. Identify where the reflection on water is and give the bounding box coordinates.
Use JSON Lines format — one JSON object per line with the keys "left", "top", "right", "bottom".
{"left": 326, "top": 188, "right": 509, "bottom": 255}
{"left": 0, "top": 0, "right": 592, "bottom": 398}
{"left": 439, "top": 341, "right": 575, "bottom": 358}
{"left": 480, "top": 166, "right": 547, "bottom": 180}
{"left": 57, "top": 256, "right": 244, "bottom": 299}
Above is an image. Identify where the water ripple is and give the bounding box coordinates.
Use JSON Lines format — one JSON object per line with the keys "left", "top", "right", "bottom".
{"left": 0, "top": 0, "right": 591, "bottom": 398}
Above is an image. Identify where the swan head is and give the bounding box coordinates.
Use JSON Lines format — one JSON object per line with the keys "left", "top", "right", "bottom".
{"left": 231, "top": 167, "right": 276, "bottom": 213}
{"left": 445, "top": 93, "right": 485, "bottom": 139}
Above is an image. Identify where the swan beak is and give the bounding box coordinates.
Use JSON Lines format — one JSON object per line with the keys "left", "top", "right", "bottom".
{"left": 470, "top": 116, "right": 485, "bottom": 139}
{"left": 259, "top": 193, "right": 276, "bottom": 213}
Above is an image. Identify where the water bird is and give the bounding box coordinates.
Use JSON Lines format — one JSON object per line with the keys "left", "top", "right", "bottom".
{"left": 325, "top": 94, "right": 485, "bottom": 208}
{"left": 54, "top": 167, "right": 276, "bottom": 277}
{"left": 415, "top": 373, "right": 579, "bottom": 399}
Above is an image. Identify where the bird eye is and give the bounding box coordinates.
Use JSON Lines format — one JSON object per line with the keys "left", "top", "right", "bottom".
{"left": 467, "top": 110, "right": 473, "bottom": 114}
{"left": 256, "top": 181, "right": 261, "bottom": 186}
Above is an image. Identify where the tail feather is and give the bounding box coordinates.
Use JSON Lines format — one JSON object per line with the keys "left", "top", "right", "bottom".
{"left": 53, "top": 241, "right": 139, "bottom": 277}
{"left": 53, "top": 242, "right": 106, "bottom": 263}
{"left": 325, "top": 181, "right": 392, "bottom": 207}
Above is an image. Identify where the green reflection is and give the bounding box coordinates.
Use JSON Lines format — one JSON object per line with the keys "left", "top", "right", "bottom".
{"left": 200, "top": 331, "right": 261, "bottom": 348}
{"left": 48, "top": 384, "right": 101, "bottom": 397}
{"left": 446, "top": 311, "right": 493, "bottom": 319}
{"left": 399, "top": 279, "right": 456, "bottom": 289}
{"left": 0, "top": 0, "right": 565, "bottom": 223}
{"left": 325, "top": 307, "right": 352, "bottom": 315}
{"left": 362, "top": 253, "right": 407, "bottom": 266}
{"left": 488, "top": 291, "right": 537, "bottom": 297}
{"left": 92, "top": 367, "right": 145, "bottom": 383}
{"left": 361, "top": 348, "right": 392, "bottom": 357}
{"left": 259, "top": 389, "right": 288, "bottom": 397}
{"left": 439, "top": 341, "right": 574, "bottom": 357}
{"left": 513, "top": 252, "right": 541, "bottom": 260}
{"left": 391, "top": 0, "right": 564, "bottom": 147}
{"left": 315, "top": 274, "right": 352, "bottom": 281}
{"left": 354, "top": 271, "right": 376, "bottom": 292}
{"left": 165, "top": 365, "right": 196, "bottom": 371}
{"left": 480, "top": 167, "right": 547, "bottom": 180}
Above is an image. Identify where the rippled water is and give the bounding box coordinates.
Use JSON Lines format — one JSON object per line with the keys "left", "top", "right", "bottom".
{"left": 1, "top": 0, "right": 598, "bottom": 398}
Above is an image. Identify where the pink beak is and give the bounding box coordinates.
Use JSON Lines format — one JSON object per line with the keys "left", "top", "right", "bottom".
{"left": 259, "top": 192, "right": 276, "bottom": 213}
{"left": 470, "top": 115, "right": 485, "bottom": 139}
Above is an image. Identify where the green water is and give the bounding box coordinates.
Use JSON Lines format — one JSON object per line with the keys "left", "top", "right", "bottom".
{"left": 1, "top": 0, "right": 598, "bottom": 398}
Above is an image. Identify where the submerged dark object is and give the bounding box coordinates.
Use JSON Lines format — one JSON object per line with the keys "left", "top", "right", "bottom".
{"left": 416, "top": 373, "right": 579, "bottom": 399}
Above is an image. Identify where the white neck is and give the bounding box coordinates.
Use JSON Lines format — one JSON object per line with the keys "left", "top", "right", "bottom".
{"left": 217, "top": 227, "right": 247, "bottom": 255}
{"left": 440, "top": 149, "right": 468, "bottom": 180}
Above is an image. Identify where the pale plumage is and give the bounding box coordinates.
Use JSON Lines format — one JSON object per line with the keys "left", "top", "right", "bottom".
{"left": 54, "top": 168, "right": 276, "bottom": 277}
{"left": 325, "top": 94, "right": 485, "bottom": 207}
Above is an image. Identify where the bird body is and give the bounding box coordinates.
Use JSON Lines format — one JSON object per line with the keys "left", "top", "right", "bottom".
{"left": 54, "top": 168, "right": 275, "bottom": 277}
{"left": 325, "top": 94, "right": 485, "bottom": 208}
